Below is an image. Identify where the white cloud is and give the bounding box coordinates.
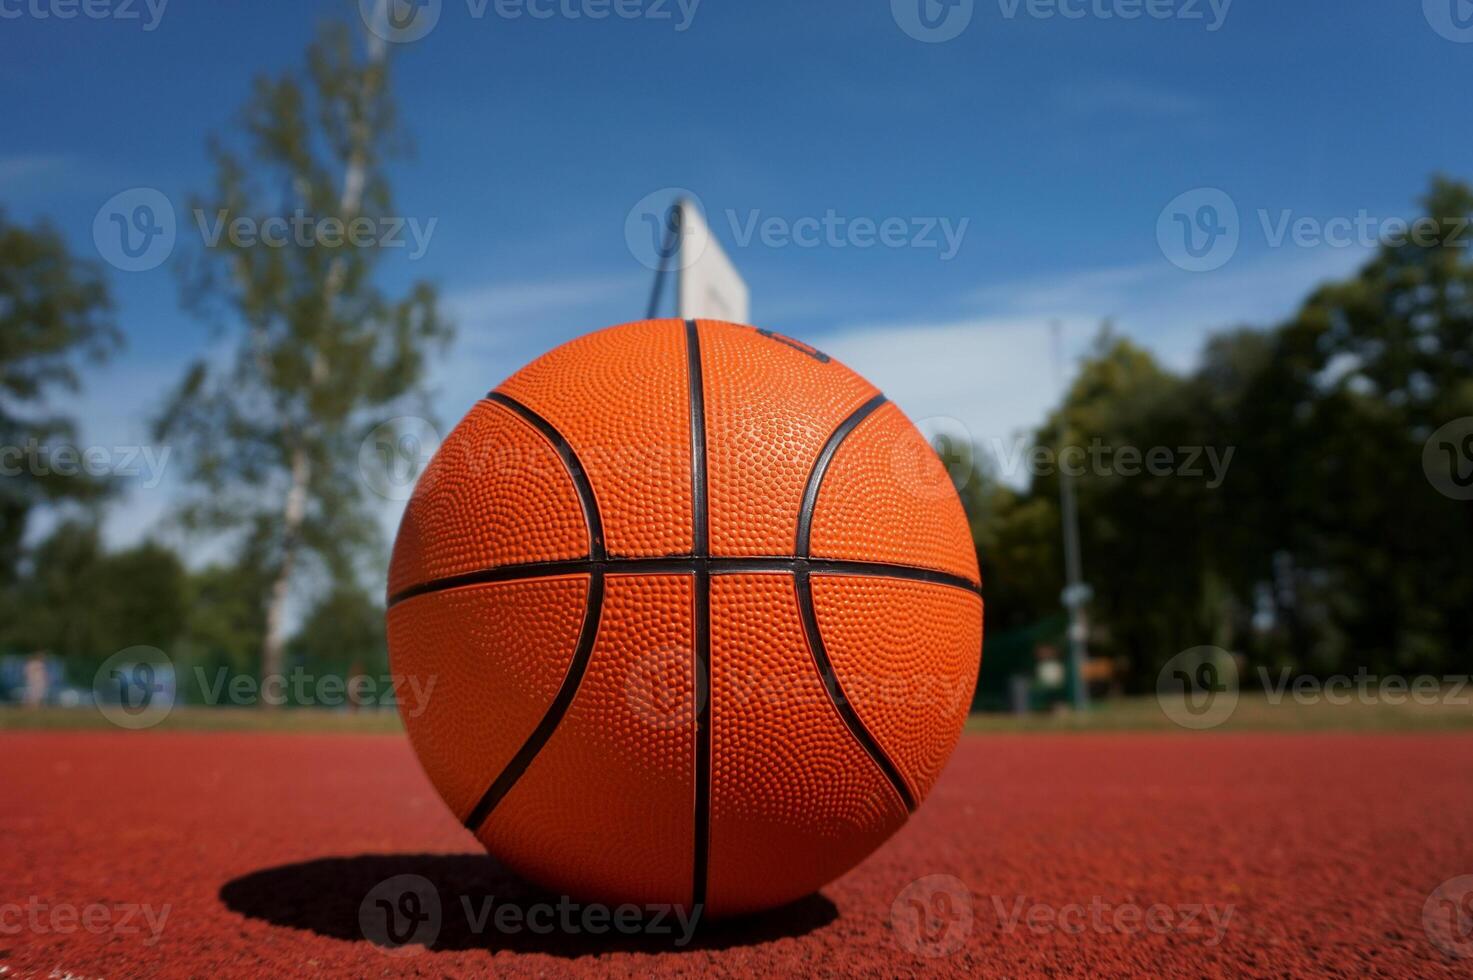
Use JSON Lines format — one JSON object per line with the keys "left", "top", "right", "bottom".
{"left": 78, "top": 244, "right": 1376, "bottom": 560}
{"left": 824, "top": 244, "right": 1375, "bottom": 485}
{"left": 444, "top": 273, "right": 637, "bottom": 330}
{"left": 821, "top": 314, "right": 1091, "bottom": 486}
{"left": 429, "top": 272, "right": 645, "bottom": 423}
{"left": 968, "top": 245, "right": 1372, "bottom": 369}
{"left": 0, "top": 154, "right": 76, "bottom": 190}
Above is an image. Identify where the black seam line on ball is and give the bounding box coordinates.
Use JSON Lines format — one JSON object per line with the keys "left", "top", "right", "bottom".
{"left": 464, "top": 571, "right": 606, "bottom": 832}
{"left": 486, "top": 391, "right": 606, "bottom": 561}
{"left": 462, "top": 393, "right": 610, "bottom": 833}
{"left": 794, "top": 392, "right": 916, "bottom": 814}
{"left": 685, "top": 320, "right": 710, "bottom": 556}
{"left": 386, "top": 557, "right": 981, "bottom": 608}
{"left": 794, "top": 570, "right": 917, "bottom": 813}
{"left": 795, "top": 393, "right": 888, "bottom": 558}
{"left": 685, "top": 319, "right": 713, "bottom": 914}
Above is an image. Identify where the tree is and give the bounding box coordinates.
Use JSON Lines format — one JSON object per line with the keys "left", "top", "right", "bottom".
{"left": 2, "top": 522, "right": 186, "bottom": 669}
{"left": 94, "top": 540, "right": 189, "bottom": 654}
{"left": 175, "top": 553, "right": 272, "bottom": 687}
{"left": 290, "top": 586, "right": 386, "bottom": 675}
{"left": 155, "top": 18, "right": 451, "bottom": 699}
{"left": 1247, "top": 176, "right": 1473, "bottom": 675}
{"left": 950, "top": 454, "right": 1059, "bottom": 635}
{"left": 1026, "top": 331, "right": 1221, "bottom": 683}
{"left": 0, "top": 212, "right": 120, "bottom": 582}
{"left": 965, "top": 177, "right": 1473, "bottom": 691}
{"left": 2, "top": 521, "right": 108, "bottom": 658}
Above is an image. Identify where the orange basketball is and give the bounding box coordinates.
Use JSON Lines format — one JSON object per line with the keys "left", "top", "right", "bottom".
{"left": 386, "top": 319, "right": 982, "bottom": 918}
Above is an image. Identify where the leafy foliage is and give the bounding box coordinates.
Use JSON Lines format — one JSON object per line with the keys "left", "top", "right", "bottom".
{"left": 289, "top": 586, "right": 387, "bottom": 677}
{"left": 155, "top": 20, "right": 450, "bottom": 684}
{"left": 0, "top": 212, "right": 120, "bottom": 582}
{"left": 1, "top": 522, "right": 186, "bottom": 665}
{"left": 968, "top": 178, "right": 1473, "bottom": 690}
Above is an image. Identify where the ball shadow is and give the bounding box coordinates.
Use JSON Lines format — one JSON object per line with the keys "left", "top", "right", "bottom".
{"left": 219, "top": 853, "right": 838, "bottom": 956}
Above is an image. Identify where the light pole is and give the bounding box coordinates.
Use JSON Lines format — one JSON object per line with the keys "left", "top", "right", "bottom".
{"left": 1051, "top": 320, "right": 1090, "bottom": 711}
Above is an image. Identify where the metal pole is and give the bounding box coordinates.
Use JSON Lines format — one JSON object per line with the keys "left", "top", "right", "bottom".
{"left": 1052, "top": 320, "right": 1090, "bottom": 711}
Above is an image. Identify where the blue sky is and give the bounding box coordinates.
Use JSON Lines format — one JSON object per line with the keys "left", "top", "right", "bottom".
{"left": 5, "top": 0, "right": 1471, "bottom": 554}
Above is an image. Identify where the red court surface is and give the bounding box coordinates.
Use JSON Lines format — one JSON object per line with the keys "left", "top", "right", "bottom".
{"left": 3, "top": 731, "right": 1471, "bottom": 977}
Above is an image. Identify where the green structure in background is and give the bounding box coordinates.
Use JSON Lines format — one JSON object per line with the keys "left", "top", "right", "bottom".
{"left": 973, "top": 614, "right": 1068, "bottom": 714}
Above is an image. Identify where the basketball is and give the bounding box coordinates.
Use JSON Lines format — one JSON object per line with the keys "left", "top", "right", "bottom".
{"left": 386, "top": 318, "right": 983, "bottom": 918}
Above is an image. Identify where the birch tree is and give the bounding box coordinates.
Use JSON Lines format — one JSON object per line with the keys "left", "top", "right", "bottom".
{"left": 156, "top": 13, "right": 450, "bottom": 698}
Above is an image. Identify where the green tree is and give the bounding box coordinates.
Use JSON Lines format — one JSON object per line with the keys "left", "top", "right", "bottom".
{"left": 175, "top": 552, "right": 272, "bottom": 692}
{"left": 3, "top": 521, "right": 107, "bottom": 657}
{"left": 1244, "top": 176, "right": 1473, "bottom": 675}
{"left": 0, "top": 212, "right": 120, "bottom": 582}
{"left": 290, "top": 585, "right": 386, "bottom": 680}
{"left": 1027, "top": 331, "right": 1221, "bottom": 684}
{"left": 966, "top": 177, "right": 1473, "bottom": 691}
{"left": 156, "top": 19, "right": 450, "bottom": 699}
{"left": 950, "top": 455, "right": 1058, "bottom": 635}
{"left": 3, "top": 522, "right": 186, "bottom": 668}
{"left": 94, "top": 540, "right": 189, "bottom": 653}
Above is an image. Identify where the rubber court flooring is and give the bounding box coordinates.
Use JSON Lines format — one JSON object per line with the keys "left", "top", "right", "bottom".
{"left": 2, "top": 731, "right": 1471, "bottom": 977}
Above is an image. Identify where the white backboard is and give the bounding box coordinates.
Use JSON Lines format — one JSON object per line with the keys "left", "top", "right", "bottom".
{"left": 677, "top": 198, "right": 750, "bottom": 324}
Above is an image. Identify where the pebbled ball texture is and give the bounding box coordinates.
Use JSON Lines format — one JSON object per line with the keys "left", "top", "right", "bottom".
{"left": 387, "top": 319, "right": 983, "bottom": 918}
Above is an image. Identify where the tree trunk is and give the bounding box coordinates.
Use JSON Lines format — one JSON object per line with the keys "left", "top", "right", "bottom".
{"left": 256, "top": 14, "right": 386, "bottom": 704}
{"left": 260, "top": 442, "right": 311, "bottom": 707}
